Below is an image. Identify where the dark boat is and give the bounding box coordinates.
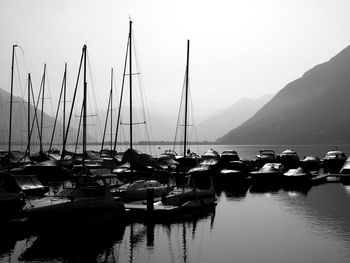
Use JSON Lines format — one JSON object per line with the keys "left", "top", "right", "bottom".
{"left": 158, "top": 149, "right": 178, "bottom": 163}
{"left": 339, "top": 157, "right": 350, "bottom": 184}
{"left": 0, "top": 176, "right": 24, "bottom": 220}
{"left": 301, "top": 155, "right": 321, "bottom": 172}
{"left": 283, "top": 167, "right": 314, "bottom": 183}
{"left": 22, "top": 159, "right": 71, "bottom": 184}
{"left": 278, "top": 149, "right": 300, "bottom": 170}
{"left": 155, "top": 40, "right": 217, "bottom": 213}
{"left": 282, "top": 167, "right": 313, "bottom": 194}
{"left": 322, "top": 150, "right": 347, "bottom": 174}
{"left": 113, "top": 149, "right": 157, "bottom": 181}
{"left": 216, "top": 160, "right": 250, "bottom": 184}
{"left": 250, "top": 162, "right": 285, "bottom": 184}
{"left": 188, "top": 159, "right": 219, "bottom": 189}
{"left": 201, "top": 149, "right": 220, "bottom": 161}
{"left": 218, "top": 150, "right": 240, "bottom": 168}
{"left": 23, "top": 183, "right": 125, "bottom": 228}
{"left": 254, "top": 150, "right": 278, "bottom": 169}
{"left": 0, "top": 172, "right": 48, "bottom": 197}
{"left": 113, "top": 179, "right": 170, "bottom": 202}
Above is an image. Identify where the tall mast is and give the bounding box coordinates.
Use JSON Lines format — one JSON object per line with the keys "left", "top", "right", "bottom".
{"left": 8, "top": 44, "right": 17, "bottom": 169}
{"left": 27, "top": 73, "right": 31, "bottom": 156}
{"left": 110, "top": 67, "right": 113, "bottom": 157}
{"left": 83, "top": 45, "right": 87, "bottom": 161}
{"left": 40, "top": 64, "right": 46, "bottom": 153}
{"left": 63, "top": 63, "right": 67, "bottom": 149}
{"left": 184, "top": 40, "right": 190, "bottom": 158}
{"left": 129, "top": 20, "right": 133, "bottom": 152}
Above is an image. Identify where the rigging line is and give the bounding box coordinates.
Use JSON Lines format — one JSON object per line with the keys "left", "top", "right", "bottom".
{"left": 113, "top": 34, "right": 130, "bottom": 155}
{"left": 74, "top": 102, "right": 84, "bottom": 154}
{"left": 101, "top": 85, "right": 112, "bottom": 152}
{"left": 86, "top": 50, "right": 103, "bottom": 142}
{"left": 49, "top": 65, "right": 66, "bottom": 151}
{"left": 189, "top": 88, "right": 200, "bottom": 154}
{"left": 45, "top": 71, "right": 55, "bottom": 126}
{"left": 173, "top": 71, "right": 187, "bottom": 152}
{"left": 28, "top": 78, "right": 41, "bottom": 152}
{"left": 62, "top": 46, "right": 84, "bottom": 160}
{"left": 30, "top": 65, "right": 46, "bottom": 149}
{"left": 14, "top": 48, "right": 25, "bottom": 100}
{"left": 132, "top": 33, "right": 154, "bottom": 154}
{"left": 14, "top": 52, "right": 27, "bottom": 147}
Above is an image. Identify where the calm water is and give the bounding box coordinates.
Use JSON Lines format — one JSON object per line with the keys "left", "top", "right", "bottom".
{"left": 2, "top": 145, "right": 350, "bottom": 263}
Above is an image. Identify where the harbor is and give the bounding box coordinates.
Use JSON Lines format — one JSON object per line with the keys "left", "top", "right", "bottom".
{"left": 2, "top": 144, "right": 350, "bottom": 262}
{"left": 2, "top": 1, "right": 350, "bottom": 262}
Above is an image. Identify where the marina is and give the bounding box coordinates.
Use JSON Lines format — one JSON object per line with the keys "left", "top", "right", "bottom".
{"left": 2, "top": 144, "right": 350, "bottom": 262}
{"left": 1, "top": 1, "right": 350, "bottom": 262}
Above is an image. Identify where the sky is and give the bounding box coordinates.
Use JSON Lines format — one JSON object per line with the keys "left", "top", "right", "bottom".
{"left": 1, "top": 0, "right": 350, "bottom": 122}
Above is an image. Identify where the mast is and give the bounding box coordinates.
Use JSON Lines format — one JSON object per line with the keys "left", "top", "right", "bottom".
{"left": 27, "top": 73, "right": 31, "bottom": 156}
{"left": 40, "top": 64, "right": 46, "bottom": 153}
{"left": 129, "top": 20, "right": 133, "bottom": 152}
{"left": 184, "top": 40, "right": 190, "bottom": 158}
{"left": 63, "top": 63, "right": 67, "bottom": 149}
{"left": 110, "top": 68, "right": 113, "bottom": 157}
{"left": 8, "top": 44, "right": 17, "bottom": 169}
{"left": 83, "top": 45, "right": 87, "bottom": 162}
{"left": 113, "top": 36, "right": 129, "bottom": 159}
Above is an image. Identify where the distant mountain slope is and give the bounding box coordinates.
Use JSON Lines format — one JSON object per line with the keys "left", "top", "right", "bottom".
{"left": 197, "top": 94, "right": 273, "bottom": 141}
{"left": 217, "top": 45, "right": 350, "bottom": 145}
{"left": 0, "top": 88, "right": 95, "bottom": 149}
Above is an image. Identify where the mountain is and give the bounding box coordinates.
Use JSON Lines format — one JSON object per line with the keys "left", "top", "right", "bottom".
{"left": 0, "top": 88, "right": 95, "bottom": 150}
{"left": 217, "top": 45, "right": 350, "bottom": 145}
{"left": 197, "top": 94, "right": 273, "bottom": 141}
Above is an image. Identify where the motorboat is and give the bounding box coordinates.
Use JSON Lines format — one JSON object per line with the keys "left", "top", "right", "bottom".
{"left": 159, "top": 175, "right": 216, "bottom": 212}
{"left": 254, "top": 150, "right": 278, "bottom": 169}
{"left": 278, "top": 149, "right": 300, "bottom": 170}
{"left": 218, "top": 150, "right": 240, "bottom": 167}
{"left": 113, "top": 179, "right": 170, "bottom": 202}
{"left": 23, "top": 178, "right": 125, "bottom": 228}
{"left": 201, "top": 149, "right": 220, "bottom": 161}
{"left": 217, "top": 160, "right": 251, "bottom": 183}
{"left": 338, "top": 157, "right": 350, "bottom": 184}
{"left": 175, "top": 151, "right": 201, "bottom": 172}
{"left": 250, "top": 163, "right": 285, "bottom": 183}
{"left": 22, "top": 159, "right": 71, "bottom": 184}
{"left": 323, "top": 150, "right": 347, "bottom": 174}
{"left": 0, "top": 172, "right": 48, "bottom": 197}
{"left": 158, "top": 149, "right": 178, "bottom": 163}
{"left": 301, "top": 156, "right": 321, "bottom": 172}
{"left": 283, "top": 167, "right": 314, "bottom": 183}
{"left": 188, "top": 159, "right": 220, "bottom": 189}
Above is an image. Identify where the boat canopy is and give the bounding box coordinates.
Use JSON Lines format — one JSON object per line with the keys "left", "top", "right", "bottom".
{"left": 122, "top": 148, "right": 156, "bottom": 167}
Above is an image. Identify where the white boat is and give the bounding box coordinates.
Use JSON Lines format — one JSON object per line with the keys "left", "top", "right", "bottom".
{"left": 23, "top": 183, "right": 125, "bottom": 227}
{"left": 114, "top": 179, "right": 170, "bottom": 202}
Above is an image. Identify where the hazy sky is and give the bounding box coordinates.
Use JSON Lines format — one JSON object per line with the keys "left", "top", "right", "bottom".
{"left": 1, "top": 0, "right": 350, "bottom": 120}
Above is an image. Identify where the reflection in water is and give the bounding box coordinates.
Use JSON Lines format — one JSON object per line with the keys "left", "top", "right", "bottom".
{"left": 4, "top": 182, "right": 350, "bottom": 262}
{"left": 20, "top": 223, "right": 126, "bottom": 262}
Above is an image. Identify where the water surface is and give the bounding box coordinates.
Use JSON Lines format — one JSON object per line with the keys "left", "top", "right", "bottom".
{"left": 2, "top": 145, "right": 350, "bottom": 263}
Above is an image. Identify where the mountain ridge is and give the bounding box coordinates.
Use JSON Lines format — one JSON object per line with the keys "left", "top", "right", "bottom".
{"left": 217, "top": 45, "right": 350, "bottom": 145}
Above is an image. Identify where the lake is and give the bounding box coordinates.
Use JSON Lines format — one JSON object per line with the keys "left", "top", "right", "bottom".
{"left": 2, "top": 145, "right": 350, "bottom": 263}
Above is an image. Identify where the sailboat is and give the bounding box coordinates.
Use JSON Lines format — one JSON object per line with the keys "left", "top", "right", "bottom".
{"left": 113, "top": 20, "right": 157, "bottom": 181}
{"left": 20, "top": 64, "right": 72, "bottom": 184}
{"left": 173, "top": 40, "right": 201, "bottom": 173}
{"left": 23, "top": 45, "right": 125, "bottom": 228}
{"left": 159, "top": 40, "right": 216, "bottom": 211}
